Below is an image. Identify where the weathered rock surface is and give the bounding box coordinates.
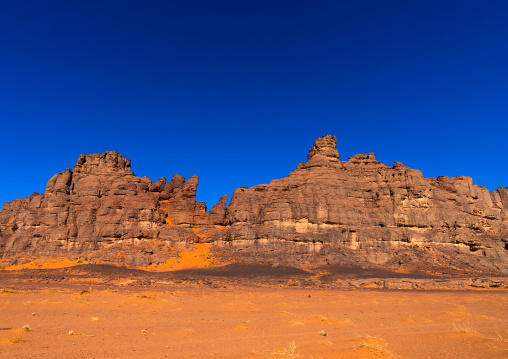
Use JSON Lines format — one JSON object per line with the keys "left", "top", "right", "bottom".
{"left": 1, "top": 136, "right": 507, "bottom": 275}
{"left": 0, "top": 151, "right": 207, "bottom": 267}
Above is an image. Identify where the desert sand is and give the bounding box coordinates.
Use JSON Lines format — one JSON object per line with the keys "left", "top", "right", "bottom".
{"left": 1, "top": 270, "right": 507, "bottom": 359}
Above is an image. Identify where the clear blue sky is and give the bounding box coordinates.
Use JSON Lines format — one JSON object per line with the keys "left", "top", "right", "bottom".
{"left": 1, "top": 1, "right": 507, "bottom": 210}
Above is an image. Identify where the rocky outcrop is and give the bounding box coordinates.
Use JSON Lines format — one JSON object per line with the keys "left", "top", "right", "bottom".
{"left": 222, "top": 137, "right": 507, "bottom": 273}
{"left": 1, "top": 136, "right": 507, "bottom": 274}
{"left": 0, "top": 152, "right": 208, "bottom": 267}
{"left": 307, "top": 134, "right": 340, "bottom": 162}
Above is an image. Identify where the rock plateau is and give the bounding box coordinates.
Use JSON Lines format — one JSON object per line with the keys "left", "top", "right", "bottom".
{"left": 1, "top": 135, "right": 507, "bottom": 275}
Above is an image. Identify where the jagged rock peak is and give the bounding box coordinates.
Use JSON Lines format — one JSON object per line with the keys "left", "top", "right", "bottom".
{"left": 349, "top": 153, "right": 379, "bottom": 164}
{"left": 73, "top": 151, "right": 132, "bottom": 175}
{"left": 307, "top": 134, "right": 340, "bottom": 162}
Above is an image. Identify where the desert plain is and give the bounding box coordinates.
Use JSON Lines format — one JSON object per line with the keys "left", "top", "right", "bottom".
{"left": 1, "top": 264, "right": 507, "bottom": 359}
{"left": 1, "top": 136, "right": 508, "bottom": 358}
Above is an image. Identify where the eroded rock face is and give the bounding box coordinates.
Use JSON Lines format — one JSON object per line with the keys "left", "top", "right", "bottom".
{"left": 0, "top": 152, "right": 207, "bottom": 267}
{"left": 1, "top": 136, "right": 507, "bottom": 274}
{"left": 223, "top": 135, "right": 508, "bottom": 272}
{"left": 307, "top": 134, "right": 340, "bottom": 162}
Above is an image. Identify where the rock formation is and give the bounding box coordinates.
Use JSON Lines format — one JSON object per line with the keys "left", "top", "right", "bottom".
{"left": 1, "top": 136, "right": 507, "bottom": 274}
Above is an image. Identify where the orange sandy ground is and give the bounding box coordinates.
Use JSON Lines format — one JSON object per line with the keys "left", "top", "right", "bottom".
{"left": 2, "top": 244, "right": 218, "bottom": 273}
{"left": 1, "top": 286, "right": 507, "bottom": 359}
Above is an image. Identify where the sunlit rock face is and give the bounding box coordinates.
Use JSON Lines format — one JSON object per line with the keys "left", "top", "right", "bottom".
{"left": 1, "top": 135, "right": 507, "bottom": 274}
{"left": 307, "top": 134, "right": 340, "bottom": 162}
{"left": 224, "top": 135, "right": 507, "bottom": 272}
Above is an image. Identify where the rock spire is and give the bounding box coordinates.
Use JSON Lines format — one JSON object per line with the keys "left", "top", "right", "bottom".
{"left": 307, "top": 134, "right": 340, "bottom": 162}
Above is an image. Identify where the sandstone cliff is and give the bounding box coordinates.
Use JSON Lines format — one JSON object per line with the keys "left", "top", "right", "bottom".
{"left": 1, "top": 136, "right": 507, "bottom": 274}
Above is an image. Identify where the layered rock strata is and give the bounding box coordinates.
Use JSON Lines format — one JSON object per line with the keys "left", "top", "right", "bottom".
{"left": 1, "top": 135, "right": 507, "bottom": 273}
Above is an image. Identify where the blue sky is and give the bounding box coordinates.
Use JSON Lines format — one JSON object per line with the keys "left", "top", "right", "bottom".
{"left": 1, "top": 1, "right": 507, "bottom": 210}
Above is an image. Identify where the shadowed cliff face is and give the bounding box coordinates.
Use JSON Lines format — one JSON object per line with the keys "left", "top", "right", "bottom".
{"left": 1, "top": 136, "right": 507, "bottom": 274}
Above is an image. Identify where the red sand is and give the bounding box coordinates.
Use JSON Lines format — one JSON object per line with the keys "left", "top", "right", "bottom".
{"left": 1, "top": 282, "right": 507, "bottom": 358}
